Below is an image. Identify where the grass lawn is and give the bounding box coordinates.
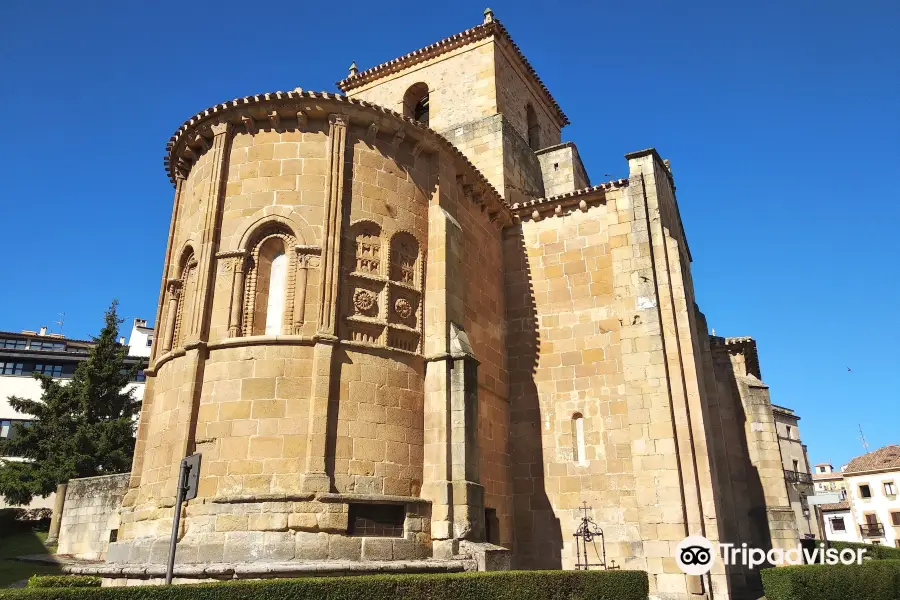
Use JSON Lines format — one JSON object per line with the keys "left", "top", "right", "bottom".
{"left": 0, "top": 531, "right": 61, "bottom": 588}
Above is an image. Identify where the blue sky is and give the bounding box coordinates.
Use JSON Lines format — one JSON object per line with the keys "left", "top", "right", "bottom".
{"left": 0, "top": 0, "right": 897, "bottom": 468}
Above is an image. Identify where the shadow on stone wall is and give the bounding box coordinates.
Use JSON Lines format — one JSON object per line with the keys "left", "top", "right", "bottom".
{"left": 711, "top": 353, "right": 773, "bottom": 596}
{"left": 503, "top": 225, "right": 563, "bottom": 569}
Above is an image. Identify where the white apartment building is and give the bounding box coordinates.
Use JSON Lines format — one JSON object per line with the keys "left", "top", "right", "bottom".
{"left": 843, "top": 445, "right": 900, "bottom": 547}
{"left": 0, "top": 319, "right": 152, "bottom": 509}
{"left": 819, "top": 501, "right": 860, "bottom": 543}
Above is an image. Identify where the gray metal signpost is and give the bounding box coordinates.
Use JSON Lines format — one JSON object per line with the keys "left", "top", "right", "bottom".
{"left": 806, "top": 493, "right": 841, "bottom": 552}
{"left": 165, "top": 453, "right": 201, "bottom": 585}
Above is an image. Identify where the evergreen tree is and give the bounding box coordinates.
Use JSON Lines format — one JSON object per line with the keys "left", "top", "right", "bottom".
{"left": 0, "top": 301, "right": 142, "bottom": 505}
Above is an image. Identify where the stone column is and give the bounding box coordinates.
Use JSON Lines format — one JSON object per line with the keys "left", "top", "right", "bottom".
{"left": 218, "top": 250, "right": 248, "bottom": 338}
{"left": 190, "top": 121, "right": 233, "bottom": 344}
{"left": 162, "top": 280, "right": 182, "bottom": 352}
{"left": 302, "top": 114, "right": 348, "bottom": 493}
{"left": 292, "top": 246, "right": 320, "bottom": 334}
{"left": 45, "top": 482, "right": 68, "bottom": 545}
{"left": 422, "top": 185, "right": 485, "bottom": 558}
{"left": 448, "top": 324, "right": 484, "bottom": 542}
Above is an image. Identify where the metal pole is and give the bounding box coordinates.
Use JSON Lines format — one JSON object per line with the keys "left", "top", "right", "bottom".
{"left": 165, "top": 462, "right": 188, "bottom": 585}
{"left": 817, "top": 505, "right": 829, "bottom": 553}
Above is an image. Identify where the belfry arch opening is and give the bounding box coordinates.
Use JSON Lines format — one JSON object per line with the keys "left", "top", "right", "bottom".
{"left": 403, "top": 83, "right": 430, "bottom": 127}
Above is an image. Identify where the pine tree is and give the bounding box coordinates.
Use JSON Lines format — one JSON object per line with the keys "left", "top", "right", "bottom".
{"left": 0, "top": 301, "right": 142, "bottom": 505}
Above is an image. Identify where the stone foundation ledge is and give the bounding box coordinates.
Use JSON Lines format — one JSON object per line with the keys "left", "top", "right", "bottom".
{"left": 62, "top": 559, "right": 474, "bottom": 582}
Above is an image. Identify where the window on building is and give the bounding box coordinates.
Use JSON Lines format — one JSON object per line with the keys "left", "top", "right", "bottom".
{"left": 135, "top": 370, "right": 146, "bottom": 382}
{"left": 0, "top": 362, "right": 24, "bottom": 375}
{"left": 402, "top": 83, "right": 430, "bottom": 127}
{"left": 792, "top": 459, "right": 800, "bottom": 472}
{"left": 891, "top": 512, "right": 900, "bottom": 526}
{"left": 884, "top": 482, "right": 897, "bottom": 496}
{"left": 34, "top": 364, "right": 63, "bottom": 377}
{"left": 526, "top": 103, "right": 540, "bottom": 150}
{"left": 146, "top": 336, "right": 153, "bottom": 347}
{"left": 29, "top": 340, "right": 65, "bottom": 351}
{"left": 0, "top": 338, "right": 26, "bottom": 349}
{"left": 572, "top": 413, "right": 587, "bottom": 465}
{"left": 348, "top": 504, "right": 404, "bottom": 537}
{"left": 264, "top": 249, "right": 287, "bottom": 335}
{"left": 860, "top": 484, "right": 872, "bottom": 498}
{"left": 785, "top": 425, "right": 792, "bottom": 439}
{"left": 0, "top": 420, "right": 10, "bottom": 439}
{"left": 831, "top": 517, "right": 846, "bottom": 532}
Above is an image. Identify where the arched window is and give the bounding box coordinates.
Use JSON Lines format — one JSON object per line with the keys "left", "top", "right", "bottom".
{"left": 265, "top": 248, "right": 287, "bottom": 335}
{"left": 403, "top": 83, "right": 430, "bottom": 127}
{"left": 572, "top": 413, "right": 587, "bottom": 466}
{"left": 242, "top": 223, "right": 297, "bottom": 337}
{"left": 173, "top": 249, "right": 197, "bottom": 349}
{"left": 253, "top": 237, "right": 288, "bottom": 336}
{"left": 526, "top": 103, "right": 540, "bottom": 150}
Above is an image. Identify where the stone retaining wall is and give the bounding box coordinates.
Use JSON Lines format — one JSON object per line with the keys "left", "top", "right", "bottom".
{"left": 57, "top": 473, "right": 130, "bottom": 559}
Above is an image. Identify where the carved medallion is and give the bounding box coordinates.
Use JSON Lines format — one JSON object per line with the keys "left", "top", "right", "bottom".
{"left": 353, "top": 289, "right": 376, "bottom": 314}
{"left": 394, "top": 298, "right": 413, "bottom": 320}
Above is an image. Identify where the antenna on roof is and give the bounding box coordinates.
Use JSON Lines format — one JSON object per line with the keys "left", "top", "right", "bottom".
{"left": 858, "top": 424, "right": 870, "bottom": 454}
{"left": 54, "top": 312, "right": 65, "bottom": 335}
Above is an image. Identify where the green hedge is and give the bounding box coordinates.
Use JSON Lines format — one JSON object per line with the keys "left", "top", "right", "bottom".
{"left": 761, "top": 560, "right": 900, "bottom": 600}
{"left": 0, "top": 570, "right": 648, "bottom": 600}
{"left": 820, "top": 540, "right": 900, "bottom": 561}
{"left": 27, "top": 576, "right": 102, "bottom": 589}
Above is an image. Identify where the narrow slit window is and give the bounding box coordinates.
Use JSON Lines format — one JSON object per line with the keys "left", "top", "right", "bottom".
{"left": 572, "top": 413, "right": 587, "bottom": 466}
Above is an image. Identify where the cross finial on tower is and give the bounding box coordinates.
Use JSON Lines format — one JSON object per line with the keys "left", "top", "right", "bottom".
{"left": 483, "top": 8, "right": 495, "bottom": 24}
{"left": 348, "top": 61, "right": 359, "bottom": 77}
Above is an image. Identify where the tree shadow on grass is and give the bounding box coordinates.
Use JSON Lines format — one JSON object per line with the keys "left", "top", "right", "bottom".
{"left": 0, "top": 530, "right": 62, "bottom": 587}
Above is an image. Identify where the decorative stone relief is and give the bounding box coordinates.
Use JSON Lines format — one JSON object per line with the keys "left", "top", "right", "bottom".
{"left": 394, "top": 298, "right": 413, "bottom": 320}
{"left": 355, "top": 226, "right": 381, "bottom": 274}
{"left": 353, "top": 289, "right": 377, "bottom": 315}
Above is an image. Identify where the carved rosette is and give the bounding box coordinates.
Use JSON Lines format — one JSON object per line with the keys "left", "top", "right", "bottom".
{"left": 394, "top": 298, "right": 413, "bottom": 320}
{"left": 353, "top": 289, "right": 377, "bottom": 315}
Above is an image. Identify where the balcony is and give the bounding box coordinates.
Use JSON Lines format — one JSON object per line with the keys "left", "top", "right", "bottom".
{"left": 860, "top": 523, "right": 885, "bottom": 538}
{"left": 784, "top": 469, "right": 813, "bottom": 484}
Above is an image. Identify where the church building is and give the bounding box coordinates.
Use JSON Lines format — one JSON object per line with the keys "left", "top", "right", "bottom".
{"left": 106, "top": 10, "right": 800, "bottom": 600}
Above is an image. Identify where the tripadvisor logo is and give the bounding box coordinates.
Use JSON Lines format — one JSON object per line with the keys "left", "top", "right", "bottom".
{"left": 675, "top": 535, "right": 867, "bottom": 574}
{"left": 676, "top": 536, "right": 716, "bottom": 575}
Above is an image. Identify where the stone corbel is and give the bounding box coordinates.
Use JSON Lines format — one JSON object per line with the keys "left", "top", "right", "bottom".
{"left": 193, "top": 131, "right": 210, "bottom": 152}
{"left": 268, "top": 110, "right": 281, "bottom": 130}
{"left": 182, "top": 146, "right": 197, "bottom": 161}
{"left": 391, "top": 129, "right": 406, "bottom": 150}
{"left": 296, "top": 110, "right": 308, "bottom": 131}
{"left": 241, "top": 114, "right": 256, "bottom": 135}
{"left": 366, "top": 121, "right": 379, "bottom": 143}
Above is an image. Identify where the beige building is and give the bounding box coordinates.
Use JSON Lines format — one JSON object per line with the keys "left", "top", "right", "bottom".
{"left": 842, "top": 446, "right": 900, "bottom": 547}
{"left": 103, "top": 10, "right": 803, "bottom": 599}
{"left": 771, "top": 405, "right": 818, "bottom": 539}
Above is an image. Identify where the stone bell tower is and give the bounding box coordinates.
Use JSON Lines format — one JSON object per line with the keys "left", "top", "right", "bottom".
{"left": 338, "top": 8, "right": 585, "bottom": 207}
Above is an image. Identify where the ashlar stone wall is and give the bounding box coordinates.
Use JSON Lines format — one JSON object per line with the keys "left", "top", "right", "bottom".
{"left": 58, "top": 473, "right": 130, "bottom": 560}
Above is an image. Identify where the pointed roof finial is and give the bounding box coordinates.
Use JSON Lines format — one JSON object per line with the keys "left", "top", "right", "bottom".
{"left": 348, "top": 61, "right": 359, "bottom": 77}
{"left": 483, "top": 7, "right": 495, "bottom": 24}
